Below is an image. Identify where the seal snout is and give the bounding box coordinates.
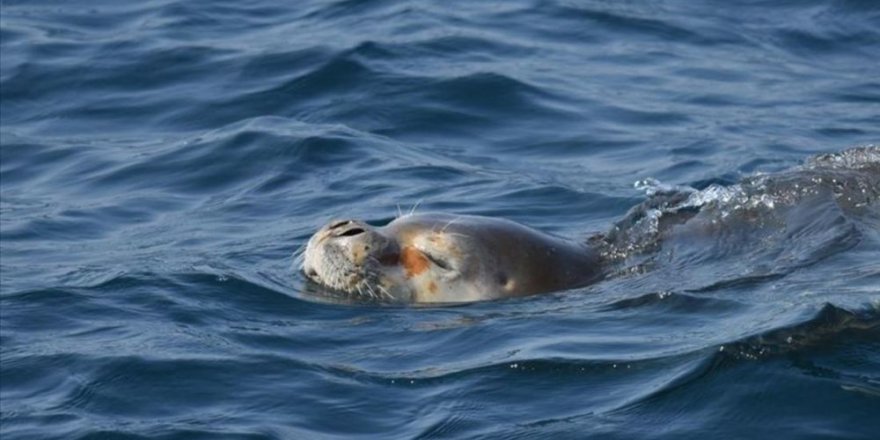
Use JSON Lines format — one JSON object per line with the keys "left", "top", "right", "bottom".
{"left": 302, "top": 218, "right": 401, "bottom": 295}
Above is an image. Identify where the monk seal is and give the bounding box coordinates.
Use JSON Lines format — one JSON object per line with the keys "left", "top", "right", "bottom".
{"left": 301, "top": 213, "right": 602, "bottom": 303}
{"left": 300, "top": 146, "right": 879, "bottom": 304}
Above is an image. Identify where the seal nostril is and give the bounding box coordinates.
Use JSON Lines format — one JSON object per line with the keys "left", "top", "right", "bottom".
{"left": 329, "top": 220, "right": 351, "bottom": 230}
{"left": 338, "top": 227, "right": 365, "bottom": 237}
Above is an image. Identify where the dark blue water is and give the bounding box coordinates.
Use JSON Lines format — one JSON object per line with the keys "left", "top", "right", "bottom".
{"left": 2, "top": 1, "right": 879, "bottom": 438}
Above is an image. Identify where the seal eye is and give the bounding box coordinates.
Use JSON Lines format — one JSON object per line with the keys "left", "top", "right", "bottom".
{"left": 424, "top": 253, "right": 452, "bottom": 270}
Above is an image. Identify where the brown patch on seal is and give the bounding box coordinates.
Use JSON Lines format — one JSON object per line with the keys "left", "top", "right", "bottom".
{"left": 401, "top": 246, "right": 429, "bottom": 277}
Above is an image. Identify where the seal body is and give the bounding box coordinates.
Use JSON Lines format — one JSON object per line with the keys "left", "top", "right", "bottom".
{"left": 302, "top": 213, "right": 602, "bottom": 303}
{"left": 302, "top": 147, "right": 878, "bottom": 304}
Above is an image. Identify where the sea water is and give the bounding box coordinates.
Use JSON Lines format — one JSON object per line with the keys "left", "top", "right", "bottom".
{"left": 2, "top": 1, "right": 879, "bottom": 438}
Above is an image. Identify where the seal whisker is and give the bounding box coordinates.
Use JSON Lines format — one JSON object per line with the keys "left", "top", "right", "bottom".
{"left": 367, "top": 284, "right": 381, "bottom": 300}
{"left": 377, "top": 285, "right": 393, "bottom": 300}
{"left": 366, "top": 255, "right": 388, "bottom": 268}
{"left": 441, "top": 216, "right": 463, "bottom": 233}
{"left": 358, "top": 280, "right": 377, "bottom": 299}
{"left": 443, "top": 231, "right": 471, "bottom": 240}
{"left": 409, "top": 199, "right": 423, "bottom": 216}
{"left": 355, "top": 283, "right": 368, "bottom": 299}
{"left": 291, "top": 241, "right": 308, "bottom": 262}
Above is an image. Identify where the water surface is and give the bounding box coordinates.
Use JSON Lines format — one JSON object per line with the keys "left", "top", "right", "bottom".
{"left": 2, "top": 1, "right": 879, "bottom": 438}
